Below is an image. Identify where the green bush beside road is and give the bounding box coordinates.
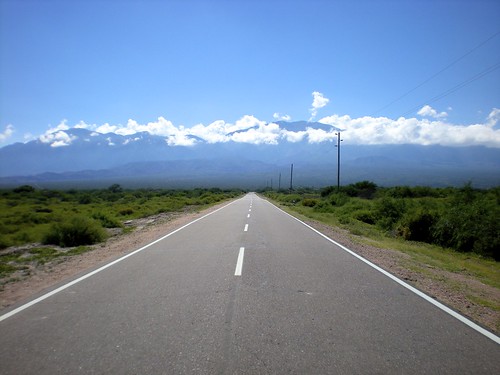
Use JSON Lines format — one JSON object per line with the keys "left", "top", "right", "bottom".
{"left": 264, "top": 182, "right": 499, "bottom": 261}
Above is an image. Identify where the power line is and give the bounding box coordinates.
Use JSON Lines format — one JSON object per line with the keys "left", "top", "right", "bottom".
{"left": 400, "top": 61, "right": 500, "bottom": 118}
{"left": 371, "top": 30, "right": 500, "bottom": 116}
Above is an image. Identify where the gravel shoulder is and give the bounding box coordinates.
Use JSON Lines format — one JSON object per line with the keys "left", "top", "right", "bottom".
{"left": 1, "top": 198, "right": 499, "bottom": 335}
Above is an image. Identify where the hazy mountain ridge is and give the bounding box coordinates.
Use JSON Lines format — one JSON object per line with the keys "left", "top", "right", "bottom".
{"left": 1, "top": 122, "right": 499, "bottom": 188}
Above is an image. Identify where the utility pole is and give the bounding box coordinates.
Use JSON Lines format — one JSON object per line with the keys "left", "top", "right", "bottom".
{"left": 335, "top": 132, "right": 343, "bottom": 192}
{"left": 278, "top": 172, "right": 281, "bottom": 190}
{"left": 290, "top": 163, "right": 294, "bottom": 191}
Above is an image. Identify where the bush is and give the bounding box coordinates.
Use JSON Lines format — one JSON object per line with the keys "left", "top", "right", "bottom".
{"left": 279, "top": 194, "right": 302, "bottom": 205}
{"left": 374, "top": 197, "right": 407, "bottom": 230}
{"left": 13, "top": 185, "right": 35, "bottom": 193}
{"left": 43, "top": 216, "right": 106, "bottom": 247}
{"left": 313, "top": 201, "right": 335, "bottom": 213}
{"left": 79, "top": 194, "right": 93, "bottom": 204}
{"left": 302, "top": 198, "right": 318, "bottom": 207}
{"left": 320, "top": 186, "right": 336, "bottom": 197}
{"left": 354, "top": 210, "right": 376, "bottom": 225}
{"left": 343, "top": 181, "right": 378, "bottom": 199}
{"left": 92, "top": 212, "right": 122, "bottom": 228}
{"left": 329, "top": 193, "right": 349, "bottom": 206}
{"left": 433, "top": 195, "right": 499, "bottom": 259}
{"left": 399, "top": 209, "right": 438, "bottom": 243}
{"left": 108, "top": 184, "right": 123, "bottom": 193}
{"left": 119, "top": 208, "right": 134, "bottom": 216}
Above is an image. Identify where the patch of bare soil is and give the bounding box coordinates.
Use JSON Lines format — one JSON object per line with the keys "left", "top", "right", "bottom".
{"left": 304, "top": 219, "right": 500, "bottom": 335}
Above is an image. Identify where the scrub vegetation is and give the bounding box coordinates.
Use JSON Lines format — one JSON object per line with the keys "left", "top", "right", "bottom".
{"left": 264, "top": 182, "right": 499, "bottom": 261}
{"left": 0, "top": 185, "right": 243, "bottom": 277}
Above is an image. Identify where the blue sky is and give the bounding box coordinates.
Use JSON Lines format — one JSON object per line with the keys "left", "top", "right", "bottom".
{"left": 1, "top": 0, "right": 499, "bottom": 147}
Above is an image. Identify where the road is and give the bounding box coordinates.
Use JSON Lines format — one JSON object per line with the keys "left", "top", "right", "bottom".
{"left": 0, "top": 193, "right": 499, "bottom": 374}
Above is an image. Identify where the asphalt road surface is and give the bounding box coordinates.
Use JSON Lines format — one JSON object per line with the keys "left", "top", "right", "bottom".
{"left": 1, "top": 193, "right": 499, "bottom": 374}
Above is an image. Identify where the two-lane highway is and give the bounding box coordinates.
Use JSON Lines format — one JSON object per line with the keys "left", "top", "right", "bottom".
{"left": 1, "top": 193, "right": 499, "bottom": 374}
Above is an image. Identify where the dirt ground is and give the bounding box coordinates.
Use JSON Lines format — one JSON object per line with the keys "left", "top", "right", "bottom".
{"left": 1, "top": 199, "right": 498, "bottom": 335}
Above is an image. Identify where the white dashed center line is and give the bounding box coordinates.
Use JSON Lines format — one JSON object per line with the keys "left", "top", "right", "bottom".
{"left": 235, "top": 247, "right": 245, "bottom": 276}
{"left": 244, "top": 224, "right": 249, "bottom": 232}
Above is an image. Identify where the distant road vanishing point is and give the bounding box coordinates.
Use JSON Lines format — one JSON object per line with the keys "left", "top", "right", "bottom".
{"left": 1, "top": 193, "right": 499, "bottom": 374}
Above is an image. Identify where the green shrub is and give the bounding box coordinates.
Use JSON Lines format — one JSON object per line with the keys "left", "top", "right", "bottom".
{"left": 108, "top": 184, "right": 123, "bottom": 193}
{"left": 399, "top": 209, "right": 438, "bottom": 243}
{"left": 320, "top": 186, "right": 337, "bottom": 197}
{"left": 13, "top": 185, "right": 35, "bottom": 193}
{"left": 43, "top": 216, "right": 106, "bottom": 247}
{"left": 280, "top": 194, "right": 302, "bottom": 205}
{"left": 313, "top": 201, "right": 335, "bottom": 213}
{"left": 433, "top": 195, "right": 499, "bottom": 259}
{"left": 354, "top": 210, "right": 376, "bottom": 225}
{"left": 329, "top": 193, "right": 349, "bottom": 206}
{"left": 79, "top": 194, "right": 93, "bottom": 204}
{"left": 119, "top": 208, "right": 134, "bottom": 216}
{"left": 374, "top": 197, "right": 407, "bottom": 230}
{"left": 302, "top": 198, "right": 318, "bottom": 207}
{"left": 92, "top": 212, "right": 122, "bottom": 228}
{"left": 35, "top": 207, "right": 53, "bottom": 213}
{"left": 343, "top": 181, "right": 378, "bottom": 199}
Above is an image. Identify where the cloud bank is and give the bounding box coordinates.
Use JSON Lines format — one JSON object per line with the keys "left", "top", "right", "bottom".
{"left": 20, "top": 105, "right": 500, "bottom": 148}
{"left": 319, "top": 106, "right": 500, "bottom": 147}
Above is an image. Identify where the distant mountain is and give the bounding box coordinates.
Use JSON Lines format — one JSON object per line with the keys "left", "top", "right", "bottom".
{"left": 1, "top": 121, "right": 499, "bottom": 188}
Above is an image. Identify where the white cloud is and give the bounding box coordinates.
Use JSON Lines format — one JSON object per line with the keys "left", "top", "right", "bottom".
{"left": 0, "top": 124, "right": 14, "bottom": 143}
{"left": 273, "top": 113, "right": 291, "bottom": 121}
{"left": 229, "top": 115, "right": 265, "bottom": 133}
{"left": 38, "top": 120, "right": 77, "bottom": 147}
{"left": 281, "top": 129, "right": 307, "bottom": 143}
{"left": 166, "top": 133, "right": 198, "bottom": 146}
{"left": 417, "top": 105, "right": 448, "bottom": 119}
{"left": 305, "top": 127, "right": 337, "bottom": 143}
{"left": 190, "top": 120, "right": 229, "bottom": 143}
{"left": 486, "top": 108, "right": 500, "bottom": 128}
{"left": 47, "top": 120, "right": 70, "bottom": 133}
{"left": 39, "top": 130, "right": 76, "bottom": 147}
{"left": 94, "top": 123, "right": 117, "bottom": 134}
{"left": 309, "top": 91, "right": 329, "bottom": 120}
{"left": 74, "top": 121, "right": 91, "bottom": 129}
{"left": 230, "top": 121, "right": 280, "bottom": 144}
{"left": 319, "top": 108, "right": 500, "bottom": 147}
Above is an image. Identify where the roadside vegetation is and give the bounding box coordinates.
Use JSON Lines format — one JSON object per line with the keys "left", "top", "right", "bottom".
{"left": 264, "top": 182, "right": 499, "bottom": 261}
{"left": 0, "top": 185, "right": 243, "bottom": 278}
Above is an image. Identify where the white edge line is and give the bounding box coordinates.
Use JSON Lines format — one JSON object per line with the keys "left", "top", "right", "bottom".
{"left": 264, "top": 198, "right": 500, "bottom": 345}
{"left": 235, "top": 247, "right": 245, "bottom": 276}
{"left": 0, "top": 198, "right": 242, "bottom": 322}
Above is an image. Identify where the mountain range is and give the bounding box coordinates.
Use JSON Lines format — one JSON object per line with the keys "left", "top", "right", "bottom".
{"left": 1, "top": 121, "right": 499, "bottom": 189}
